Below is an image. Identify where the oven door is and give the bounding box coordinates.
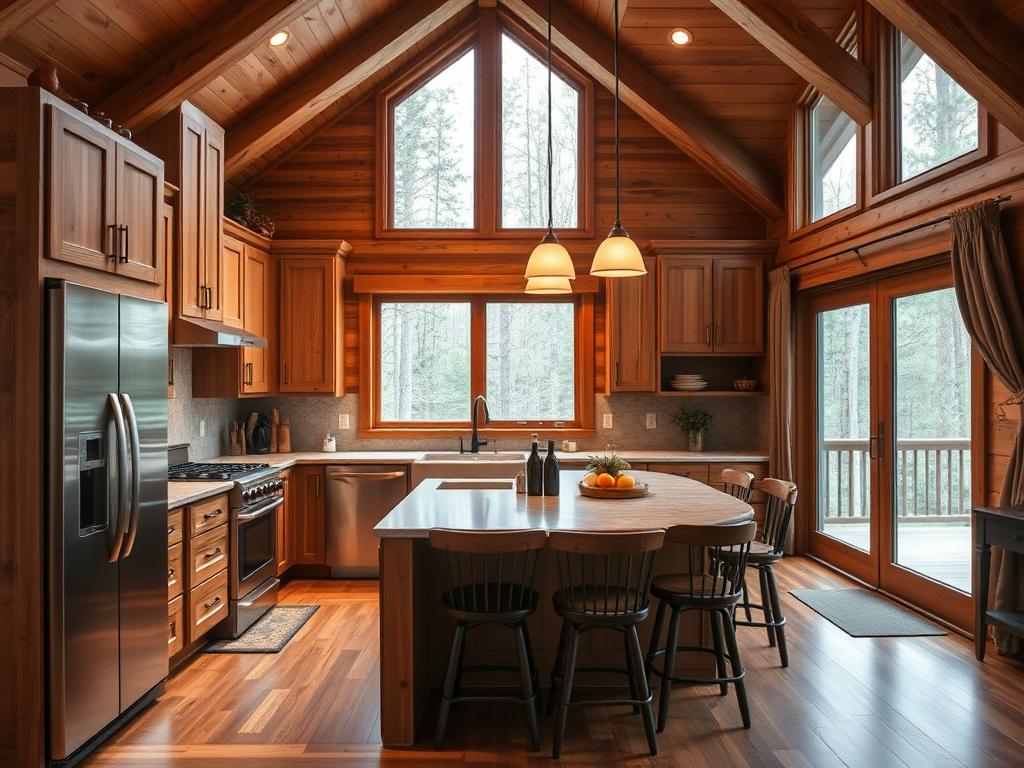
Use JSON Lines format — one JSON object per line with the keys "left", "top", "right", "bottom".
{"left": 231, "top": 496, "right": 281, "bottom": 599}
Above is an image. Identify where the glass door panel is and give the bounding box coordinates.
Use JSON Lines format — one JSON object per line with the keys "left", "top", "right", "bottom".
{"left": 891, "top": 287, "right": 972, "bottom": 593}
{"left": 816, "top": 303, "right": 872, "bottom": 551}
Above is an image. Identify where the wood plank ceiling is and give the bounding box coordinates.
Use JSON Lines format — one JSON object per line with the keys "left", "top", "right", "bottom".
{"left": 0, "top": 0, "right": 875, "bottom": 203}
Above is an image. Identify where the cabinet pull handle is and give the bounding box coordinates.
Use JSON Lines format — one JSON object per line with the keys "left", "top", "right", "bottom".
{"left": 283, "top": 361, "right": 289, "bottom": 385}
{"left": 706, "top": 324, "right": 712, "bottom": 346}
{"left": 168, "top": 567, "right": 174, "bottom": 578}
{"left": 205, "top": 286, "right": 213, "bottom": 309}
{"left": 118, "top": 224, "right": 129, "bottom": 263}
{"left": 244, "top": 362, "right": 254, "bottom": 386}
{"left": 198, "top": 284, "right": 207, "bottom": 309}
{"left": 108, "top": 224, "right": 118, "bottom": 260}
{"left": 203, "top": 509, "right": 222, "bottom": 521}
{"left": 614, "top": 360, "right": 619, "bottom": 385}
{"left": 716, "top": 325, "right": 722, "bottom": 345}
{"left": 203, "top": 547, "right": 223, "bottom": 559}
{"left": 202, "top": 596, "right": 222, "bottom": 611}
{"left": 315, "top": 473, "right": 320, "bottom": 497}
{"left": 167, "top": 525, "right": 175, "bottom": 535}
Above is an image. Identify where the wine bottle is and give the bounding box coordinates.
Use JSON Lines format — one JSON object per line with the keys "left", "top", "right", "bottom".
{"left": 526, "top": 434, "right": 543, "bottom": 496}
{"left": 543, "top": 439, "right": 560, "bottom": 496}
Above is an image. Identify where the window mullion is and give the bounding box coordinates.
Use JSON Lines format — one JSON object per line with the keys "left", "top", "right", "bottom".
{"left": 471, "top": 298, "right": 487, "bottom": 405}
{"left": 478, "top": 11, "right": 498, "bottom": 236}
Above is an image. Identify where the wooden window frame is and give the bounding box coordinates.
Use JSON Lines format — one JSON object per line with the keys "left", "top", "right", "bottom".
{"left": 358, "top": 287, "right": 595, "bottom": 438}
{"left": 869, "top": 16, "right": 991, "bottom": 207}
{"left": 374, "top": 8, "right": 594, "bottom": 240}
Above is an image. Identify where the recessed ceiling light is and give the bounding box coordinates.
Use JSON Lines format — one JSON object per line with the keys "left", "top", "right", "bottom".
{"left": 669, "top": 28, "right": 692, "bottom": 47}
{"left": 269, "top": 30, "right": 289, "bottom": 47}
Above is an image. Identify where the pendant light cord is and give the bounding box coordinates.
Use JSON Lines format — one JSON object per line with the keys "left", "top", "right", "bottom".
{"left": 613, "top": 0, "right": 621, "bottom": 228}
{"left": 546, "top": 0, "right": 554, "bottom": 234}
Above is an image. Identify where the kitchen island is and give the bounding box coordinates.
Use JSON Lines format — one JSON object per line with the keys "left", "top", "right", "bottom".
{"left": 373, "top": 469, "right": 754, "bottom": 746}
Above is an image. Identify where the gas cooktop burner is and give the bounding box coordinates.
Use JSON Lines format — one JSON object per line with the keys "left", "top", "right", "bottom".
{"left": 168, "top": 462, "right": 271, "bottom": 481}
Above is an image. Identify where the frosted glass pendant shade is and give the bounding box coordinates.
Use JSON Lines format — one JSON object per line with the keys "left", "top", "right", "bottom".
{"left": 590, "top": 225, "right": 646, "bottom": 277}
{"left": 525, "top": 234, "right": 576, "bottom": 280}
{"left": 525, "top": 276, "right": 572, "bottom": 294}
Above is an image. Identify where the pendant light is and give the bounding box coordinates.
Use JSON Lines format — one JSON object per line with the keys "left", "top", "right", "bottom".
{"left": 590, "top": 0, "right": 646, "bottom": 278}
{"left": 525, "top": 275, "right": 572, "bottom": 294}
{"left": 524, "top": 0, "right": 576, "bottom": 284}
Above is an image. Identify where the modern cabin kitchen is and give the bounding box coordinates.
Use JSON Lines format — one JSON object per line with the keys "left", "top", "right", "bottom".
{"left": 2, "top": 1, "right": 1024, "bottom": 767}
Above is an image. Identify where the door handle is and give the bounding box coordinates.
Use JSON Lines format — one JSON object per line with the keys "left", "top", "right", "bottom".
{"left": 868, "top": 422, "right": 885, "bottom": 462}
{"left": 118, "top": 224, "right": 129, "bottom": 263}
{"left": 106, "top": 394, "right": 130, "bottom": 563}
{"left": 120, "top": 393, "right": 142, "bottom": 557}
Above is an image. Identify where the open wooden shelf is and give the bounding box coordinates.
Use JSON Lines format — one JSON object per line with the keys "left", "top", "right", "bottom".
{"left": 657, "top": 389, "right": 768, "bottom": 397}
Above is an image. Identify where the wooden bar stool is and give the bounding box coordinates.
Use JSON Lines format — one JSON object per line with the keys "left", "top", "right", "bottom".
{"left": 546, "top": 530, "right": 664, "bottom": 759}
{"left": 733, "top": 479, "right": 798, "bottom": 667}
{"left": 721, "top": 468, "right": 755, "bottom": 502}
{"left": 645, "top": 521, "right": 757, "bottom": 731}
{"left": 429, "top": 528, "right": 546, "bottom": 751}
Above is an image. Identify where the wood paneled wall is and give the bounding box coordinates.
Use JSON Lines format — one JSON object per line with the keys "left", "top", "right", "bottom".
{"left": 252, "top": 88, "right": 767, "bottom": 392}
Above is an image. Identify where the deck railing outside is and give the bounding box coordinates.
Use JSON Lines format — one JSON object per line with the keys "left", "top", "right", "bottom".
{"left": 821, "top": 438, "right": 971, "bottom": 522}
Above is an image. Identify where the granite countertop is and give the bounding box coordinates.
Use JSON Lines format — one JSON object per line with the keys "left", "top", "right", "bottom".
{"left": 168, "top": 480, "right": 234, "bottom": 508}
{"left": 374, "top": 470, "right": 754, "bottom": 538}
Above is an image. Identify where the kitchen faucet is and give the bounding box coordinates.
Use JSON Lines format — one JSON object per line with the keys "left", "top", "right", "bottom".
{"left": 470, "top": 395, "right": 491, "bottom": 453}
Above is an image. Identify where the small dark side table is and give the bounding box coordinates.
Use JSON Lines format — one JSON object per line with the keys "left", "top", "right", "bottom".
{"left": 974, "top": 506, "right": 1024, "bottom": 660}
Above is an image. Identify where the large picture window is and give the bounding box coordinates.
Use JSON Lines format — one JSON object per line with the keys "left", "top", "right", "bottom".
{"left": 378, "top": 15, "right": 591, "bottom": 237}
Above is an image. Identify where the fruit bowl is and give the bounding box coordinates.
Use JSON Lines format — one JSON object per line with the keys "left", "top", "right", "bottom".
{"left": 578, "top": 480, "right": 650, "bottom": 499}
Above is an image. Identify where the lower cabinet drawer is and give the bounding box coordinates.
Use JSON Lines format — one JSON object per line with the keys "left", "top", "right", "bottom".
{"left": 189, "top": 569, "right": 228, "bottom": 636}
{"left": 168, "top": 507, "right": 184, "bottom": 547}
{"left": 168, "top": 595, "right": 184, "bottom": 658}
{"left": 168, "top": 542, "right": 183, "bottom": 600}
{"left": 647, "top": 463, "right": 711, "bottom": 484}
{"left": 189, "top": 523, "right": 228, "bottom": 584}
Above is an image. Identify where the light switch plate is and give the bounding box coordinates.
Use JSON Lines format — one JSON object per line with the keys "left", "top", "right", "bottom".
{"left": 339, "top": 413, "right": 351, "bottom": 430}
{"left": 199, "top": 419, "right": 206, "bottom": 437}
{"left": 646, "top": 413, "right": 657, "bottom": 429}
{"left": 603, "top": 413, "right": 613, "bottom": 429}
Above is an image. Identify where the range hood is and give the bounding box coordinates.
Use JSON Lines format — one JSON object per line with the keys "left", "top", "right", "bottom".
{"left": 172, "top": 316, "right": 267, "bottom": 348}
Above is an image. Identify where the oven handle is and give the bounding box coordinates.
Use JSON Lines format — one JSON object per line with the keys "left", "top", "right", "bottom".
{"left": 236, "top": 495, "right": 283, "bottom": 522}
{"left": 327, "top": 470, "right": 407, "bottom": 481}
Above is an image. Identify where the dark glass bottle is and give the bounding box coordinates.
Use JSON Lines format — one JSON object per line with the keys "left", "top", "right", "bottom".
{"left": 543, "top": 440, "right": 560, "bottom": 496}
{"left": 526, "top": 434, "right": 543, "bottom": 496}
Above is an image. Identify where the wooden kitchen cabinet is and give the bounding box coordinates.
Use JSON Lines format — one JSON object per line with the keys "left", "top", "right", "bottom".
{"left": 277, "top": 469, "right": 293, "bottom": 575}
{"left": 290, "top": 466, "right": 326, "bottom": 565}
{"left": 221, "top": 233, "right": 245, "bottom": 329}
{"left": 606, "top": 255, "right": 657, "bottom": 391}
{"left": 713, "top": 258, "right": 764, "bottom": 354}
{"left": 278, "top": 244, "right": 348, "bottom": 395}
{"left": 659, "top": 257, "right": 713, "bottom": 354}
{"left": 47, "top": 105, "right": 164, "bottom": 284}
{"left": 139, "top": 101, "right": 224, "bottom": 320}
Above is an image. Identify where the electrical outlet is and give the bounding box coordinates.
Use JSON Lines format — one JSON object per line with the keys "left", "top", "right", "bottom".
{"left": 603, "top": 413, "right": 614, "bottom": 429}
{"left": 646, "top": 413, "right": 657, "bottom": 429}
{"left": 339, "top": 413, "right": 351, "bottom": 430}
{"left": 199, "top": 419, "right": 205, "bottom": 437}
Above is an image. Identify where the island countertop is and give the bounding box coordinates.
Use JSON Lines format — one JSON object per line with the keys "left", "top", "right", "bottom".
{"left": 373, "top": 469, "right": 753, "bottom": 538}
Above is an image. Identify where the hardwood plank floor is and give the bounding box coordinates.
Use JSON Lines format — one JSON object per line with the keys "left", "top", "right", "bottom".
{"left": 85, "top": 558, "right": 1024, "bottom": 767}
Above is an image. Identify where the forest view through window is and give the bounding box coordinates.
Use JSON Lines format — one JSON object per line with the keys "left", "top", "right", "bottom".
{"left": 810, "top": 94, "right": 857, "bottom": 221}
{"left": 378, "top": 300, "right": 576, "bottom": 424}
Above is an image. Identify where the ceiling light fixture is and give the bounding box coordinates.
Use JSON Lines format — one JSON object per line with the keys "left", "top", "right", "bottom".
{"left": 269, "top": 30, "right": 290, "bottom": 47}
{"left": 591, "top": 0, "right": 647, "bottom": 278}
{"left": 669, "top": 28, "right": 692, "bottom": 47}
{"left": 524, "top": 0, "right": 576, "bottom": 286}
{"left": 525, "top": 276, "right": 573, "bottom": 294}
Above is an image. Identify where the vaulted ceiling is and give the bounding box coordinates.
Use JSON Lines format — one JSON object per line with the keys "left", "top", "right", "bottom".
{"left": 2, "top": 0, "right": 1021, "bottom": 219}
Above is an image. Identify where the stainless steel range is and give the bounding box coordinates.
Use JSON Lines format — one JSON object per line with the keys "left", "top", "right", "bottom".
{"left": 168, "top": 446, "right": 283, "bottom": 638}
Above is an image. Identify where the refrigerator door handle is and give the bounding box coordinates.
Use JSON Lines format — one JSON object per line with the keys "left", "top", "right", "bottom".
{"left": 119, "top": 393, "right": 143, "bottom": 558}
{"left": 107, "top": 393, "right": 131, "bottom": 563}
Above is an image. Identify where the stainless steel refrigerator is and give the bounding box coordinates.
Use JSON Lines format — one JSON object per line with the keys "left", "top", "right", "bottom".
{"left": 46, "top": 281, "right": 169, "bottom": 766}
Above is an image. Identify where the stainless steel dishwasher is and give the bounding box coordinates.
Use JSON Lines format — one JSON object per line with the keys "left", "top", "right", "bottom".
{"left": 326, "top": 465, "right": 409, "bottom": 577}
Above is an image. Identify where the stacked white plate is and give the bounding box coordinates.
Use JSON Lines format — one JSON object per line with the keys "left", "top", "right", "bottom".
{"left": 670, "top": 374, "right": 707, "bottom": 391}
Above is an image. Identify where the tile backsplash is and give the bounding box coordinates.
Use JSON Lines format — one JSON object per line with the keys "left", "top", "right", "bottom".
{"left": 167, "top": 348, "right": 237, "bottom": 460}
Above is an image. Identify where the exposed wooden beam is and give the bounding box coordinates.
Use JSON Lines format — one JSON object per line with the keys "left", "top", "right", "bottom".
{"left": 0, "top": 0, "right": 54, "bottom": 37}
{"left": 226, "top": 0, "right": 474, "bottom": 178}
{"left": 617, "top": 0, "right": 629, "bottom": 28}
{"left": 710, "top": 0, "right": 872, "bottom": 125}
{"left": 97, "top": 0, "right": 318, "bottom": 131}
{"left": 502, "top": 0, "right": 784, "bottom": 220}
{"left": 867, "top": 0, "right": 1024, "bottom": 142}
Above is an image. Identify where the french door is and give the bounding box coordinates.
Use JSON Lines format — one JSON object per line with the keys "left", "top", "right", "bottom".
{"left": 800, "top": 265, "right": 978, "bottom": 629}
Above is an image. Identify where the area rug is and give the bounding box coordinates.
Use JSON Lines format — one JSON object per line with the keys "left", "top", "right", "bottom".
{"left": 789, "top": 589, "right": 946, "bottom": 637}
{"left": 205, "top": 605, "right": 319, "bottom": 653}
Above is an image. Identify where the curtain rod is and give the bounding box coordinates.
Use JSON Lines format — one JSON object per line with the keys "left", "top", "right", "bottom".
{"left": 829, "top": 194, "right": 1013, "bottom": 261}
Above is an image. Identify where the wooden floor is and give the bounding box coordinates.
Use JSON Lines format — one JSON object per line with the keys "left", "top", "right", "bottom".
{"left": 85, "top": 558, "right": 1024, "bottom": 767}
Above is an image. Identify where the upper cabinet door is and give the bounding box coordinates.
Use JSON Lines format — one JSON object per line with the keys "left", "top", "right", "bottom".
{"left": 220, "top": 234, "right": 244, "bottom": 329}
{"left": 114, "top": 144, "right": 163, "bottom": 284}
{"left": 47, "top": 107, "right": 116, "bottom": 271}
{"left": 241, "top": 246, "right": 269, "bottom": 395}
{"left": 713, "top": 257, "right": 764, "bottom": 354}
{"left": 659, "top": 257, "right": 713, "bottom": 354}
{"left": 178, "top": 112, "right": 206, "bottom": 319}
{"left": 279, "top": 257, "right": 339, "bottom": 395}
{"left": 202, "top": 126, "right": 225, "bottom": 321}
{"left": 607, "top": 255, "right": 656, "bottom": 391}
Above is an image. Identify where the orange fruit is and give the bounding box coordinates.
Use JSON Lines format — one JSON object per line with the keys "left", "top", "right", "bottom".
{"left": 583, "top": 472, "right": 598, "bottom": 487}
{"left": 595, "top": 473, "right": 616, "bottom": 488}
{"left": 616, "top": 474, "right": 636, "bottom": 489}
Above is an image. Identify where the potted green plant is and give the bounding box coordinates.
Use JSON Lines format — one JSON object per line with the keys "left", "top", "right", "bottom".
{"left": 673, "top": 407, "right": 712, "bottom": 452}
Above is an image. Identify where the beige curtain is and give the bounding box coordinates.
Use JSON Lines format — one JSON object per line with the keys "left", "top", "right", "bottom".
{"left": 768, "top": 266, "right": 795, "bottom": 552}
{"left": 950, "top": 199, "right": 1024, "bottom": 655}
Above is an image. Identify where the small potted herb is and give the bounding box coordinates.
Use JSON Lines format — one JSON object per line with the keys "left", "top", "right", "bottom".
{"left": 673, "top": 407, "right": 712, "bottom": 452}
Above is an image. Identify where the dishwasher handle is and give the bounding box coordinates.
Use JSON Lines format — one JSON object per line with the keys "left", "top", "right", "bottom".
{"left": 328, "top": 470, "right": 407, "bottom": 481}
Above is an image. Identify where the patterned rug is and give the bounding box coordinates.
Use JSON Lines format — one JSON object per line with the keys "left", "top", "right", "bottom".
{"left": 205, "top": 605, "right": 319, "bottom": 653}
{"left": 790, "top": 589, "right": 946, "bottom": 637}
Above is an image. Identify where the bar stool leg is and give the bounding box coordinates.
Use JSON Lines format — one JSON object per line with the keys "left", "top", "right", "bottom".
{"left": 435, "top": 622, "right": 466, "bottom": 748}
{"left": 765, "top": 566, "right": 788, "bottom": 667}
{"left": 552, "top": 624, "right": 580, "bottom": 759}
{"left": 656, "top": 605, "right": 681, "bottom": 734}
{"left": 720, "top": 608, "right": 750, "bottom": 729}
{"left": 522, "top": 622, "right": 540, "bottom": 705}
{"left": 547, "top": 619, "right": 571, "bottom": 717}
{"left": 710, "top": 609, "right": 728, "bottom": 696}
{"left": 627, "top": 623, "right": 658, "bottom": 756}
{"left": 646, "top": 599, "right": 667, "bottom": 679}
{"left": 513, "top": 624, "right": 540, "bottom": 751}
{"left": 623, "top": 629, "right": 640, "bottom": 714}
{"left": 740, "top": 575, "right": 753, "bottom": 623}
{"left": 759, "top": 566, "right": 776, "bottom": 647}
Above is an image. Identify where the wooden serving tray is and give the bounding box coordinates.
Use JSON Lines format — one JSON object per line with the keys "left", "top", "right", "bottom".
{"left": 578, "top": 481, "right": 650, "bottom": 499}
